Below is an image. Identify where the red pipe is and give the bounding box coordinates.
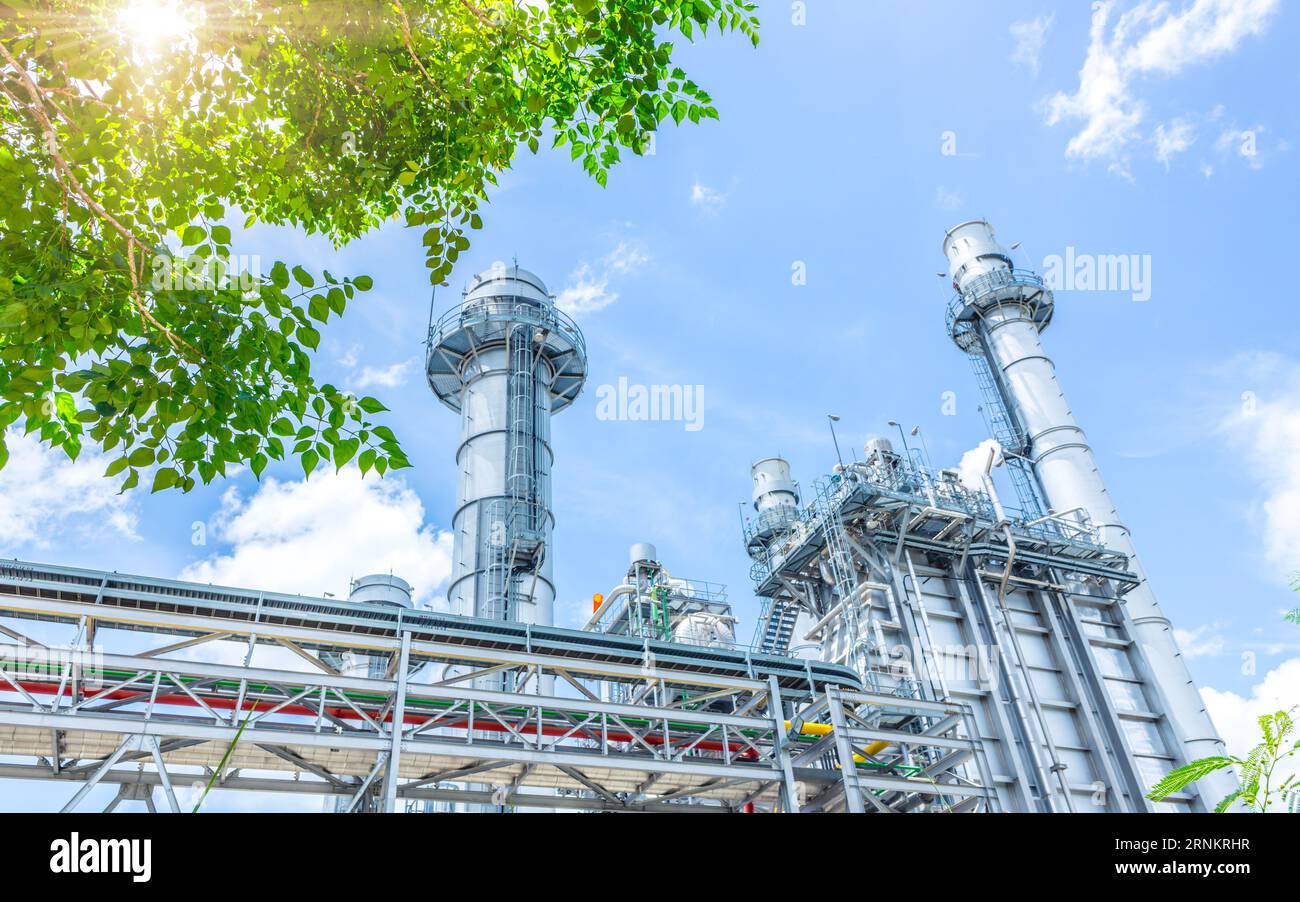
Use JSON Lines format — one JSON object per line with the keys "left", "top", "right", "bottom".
{"left": 8, "top": 681, "right": 761, "bottom": 758}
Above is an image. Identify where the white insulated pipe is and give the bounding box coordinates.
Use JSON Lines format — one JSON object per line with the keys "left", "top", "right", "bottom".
{"left": 945, "top": 220, "right": 1233, "bottom": 807}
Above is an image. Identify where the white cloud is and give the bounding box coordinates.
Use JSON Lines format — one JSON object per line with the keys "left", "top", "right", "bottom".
{"left": 603, "top": 241, "right": 649, "bottom": 275}
{"left": 1219, "top": 355, "right": 1300, "bottom": 574}
{"left": 1010, "top": 14, "right": 1054, "bottom": 74}
{"left": 180, "top": 468, "right": 453, "bottom": 607}
{"left": 555, "top": 262, "right": 615, "bottom": 316}
{"left": 0, "top": 428, "right": 139, "bottom": 550}
{"left": 1174, "top": 623, "right": 1226, "bottom": 658}
{"left": 1154, "top": 117, "right": 1196, "bottom": 168}
{"left": 1202, "top": 658, "right": 1300, "bottom": 808}
{"left": 957, "top": 439, "right": 1002, "bottom": 492}
{"left": 933, "top": 186, "right": 965, "bottom": 211}
{"left": 1044, "top": 0, "right": 1278, "bottom": 171}
{"left": 355, "top": 358, "right": 415, "bottom": 390}
{"left": 689, "top": 181, "right": 726, "bottom": 212}
{"left": 1215, "top": 124, "right": 1267, "bottom": 170}
{"left": 555, "top": 240, "right": 649, "bottom": 317}
{"left": 1125, "top": 0, "right": 1278, "bottom": 73}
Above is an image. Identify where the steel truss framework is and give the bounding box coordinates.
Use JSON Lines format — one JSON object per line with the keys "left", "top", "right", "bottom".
{"left": 0, "top": 561, "right": 995, "bottom": 813}
{"left": 746, "top": 464, "right": 1204, "bottom": 813}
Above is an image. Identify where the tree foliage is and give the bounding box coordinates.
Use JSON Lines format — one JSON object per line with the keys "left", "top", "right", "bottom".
{"left": 0, "top": 0, "right": 757, "bottom": 490}
{"left": 1147, "top": 708, "right": 1298, "bottom": 813}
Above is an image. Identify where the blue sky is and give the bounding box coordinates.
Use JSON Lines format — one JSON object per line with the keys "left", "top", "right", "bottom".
{"left": 3, "top": 0, "right": 1299, "bottom": 808}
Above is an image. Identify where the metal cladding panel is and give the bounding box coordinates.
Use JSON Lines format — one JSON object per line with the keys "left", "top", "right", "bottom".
{"left": 974, "top": 297, "right": 1234, "bottom": 806}
{"left": 464, "top": 264, "right": 551, "bottom": 305}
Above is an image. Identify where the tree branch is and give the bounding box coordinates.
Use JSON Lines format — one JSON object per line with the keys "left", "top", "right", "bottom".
{"left": 0, "top": 40, "right": 202, "bottom": 361}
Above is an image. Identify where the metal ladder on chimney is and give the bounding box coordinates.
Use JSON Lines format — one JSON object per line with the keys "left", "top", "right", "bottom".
{"left": 968, "top": 349, "right": 1046, "bottom": 519}
{"left": 502, "top": 320, "right": 544, "bottom": 620}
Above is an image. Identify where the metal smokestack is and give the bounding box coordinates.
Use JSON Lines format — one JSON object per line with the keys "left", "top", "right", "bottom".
{"left": 427, "top": 263, "right": 588, "bottom": 628}
{"left": 943, "top": 220, "right": 1233, "bottom": 806}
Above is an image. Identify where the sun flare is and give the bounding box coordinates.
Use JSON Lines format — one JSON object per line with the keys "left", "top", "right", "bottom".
{"left": 115, "top": 0, "right": 200, "bottom": 56}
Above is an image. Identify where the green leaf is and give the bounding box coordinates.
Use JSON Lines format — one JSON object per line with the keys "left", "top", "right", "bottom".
{"left": 358, "top": 396, "right": 388, "bottom": 414}
{"left": 270, "top": 261, "right": 290, "bottom": 288}
{"left": 151, "top": 467, "right": 179, "bottom": 493}
{"left": 353, "top": 275, "right": 374, "bottom": 291}
{"left": 1213, "top": 790, "right": 1243, "bottom": 813}
{"left": 308, "top": 296, "right": 328, "bottom": 322}
{"left": 359, "top": 448, "right": 377, "bottom": 475}
{"left": 1146, "top": 756, "right": 1235, "bottom": 802}
{"left": 334, "top": 438, "right": 359, "bottom": 469}
{"left": 326, "top": 287, "right": 346, "bottom": 315}
{"left": 301, "top": 449, "right": 319, "bottom": 478}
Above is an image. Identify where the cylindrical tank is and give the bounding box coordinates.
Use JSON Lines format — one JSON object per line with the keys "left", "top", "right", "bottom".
{"left": 943, "top": 220, "right": 1015, "bottom": 292}
{"left": 747, "top": 457, "right": 801, "bottom": 557}
{"left": 348, "top": 574, "right": 413, "bottom": 608}
{"left": 323, "top": 574, "right": 414, "bottom": 680}
{"left": 752, "top": 457, "right": 799, "bottom": 514}
{"left": 944, "top": 220, "right": 1233, "bottom": 807}
{"left": 427, "top": 264, "right": 587, "bottom": 628}
{"left": 629, "top": 542, "right": 658, "bottom": 566}
{"left": 863, "top": 437, "right": 895, "bottom": 459}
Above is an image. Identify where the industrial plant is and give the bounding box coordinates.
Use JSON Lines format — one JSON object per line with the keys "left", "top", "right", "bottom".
{"left": 0, "top": 222, "right": 1229, "bottom": 813}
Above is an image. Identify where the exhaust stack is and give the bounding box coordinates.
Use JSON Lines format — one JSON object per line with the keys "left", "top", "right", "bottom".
{"left": 426, "top": 263, "right": 588, "bottom": 627}
{"left": 944, "top": 220, "right": 1232, "bottom": 806}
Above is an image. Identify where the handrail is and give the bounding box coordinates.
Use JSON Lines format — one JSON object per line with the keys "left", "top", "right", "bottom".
{"left": 428, "top": 297, "right": 586, "bottom": 359}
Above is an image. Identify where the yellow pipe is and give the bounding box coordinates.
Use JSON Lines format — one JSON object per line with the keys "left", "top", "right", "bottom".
{"left": 784, "top": 720, "right": 889, "bottom": 760}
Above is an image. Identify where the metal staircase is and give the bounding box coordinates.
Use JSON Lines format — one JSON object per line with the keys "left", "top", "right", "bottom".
{"left": 753, "top": 596, "right": 801, "bottom": 655}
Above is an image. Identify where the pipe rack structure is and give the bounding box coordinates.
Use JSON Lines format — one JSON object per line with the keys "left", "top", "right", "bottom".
{"left": 0, "top": 560, "right": 995, "bottom": 813}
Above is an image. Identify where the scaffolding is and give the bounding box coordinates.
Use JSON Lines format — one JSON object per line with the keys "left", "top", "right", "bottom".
{"left": 0, "top": 560, "right": 996, "bottom": 813}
